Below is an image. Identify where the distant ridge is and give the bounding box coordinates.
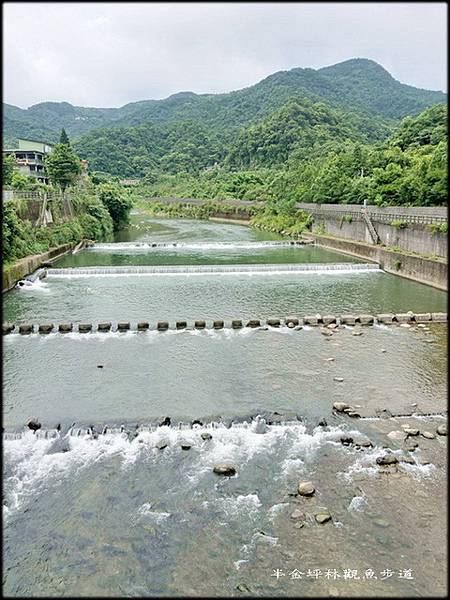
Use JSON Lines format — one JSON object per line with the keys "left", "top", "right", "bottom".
{"left": 3, "top": 58, "right": 446, "bottom": 145}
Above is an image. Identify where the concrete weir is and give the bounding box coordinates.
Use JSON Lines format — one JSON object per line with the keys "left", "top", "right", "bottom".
{"left": 3, "top": 313, "right": 446, "bottom": 335}
{"left": 44, "top": 263, "right": 381, "bottom": 277}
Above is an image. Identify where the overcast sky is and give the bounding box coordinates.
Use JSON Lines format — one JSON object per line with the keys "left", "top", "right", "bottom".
{"left": 3, "top": 2, "right": 447, "bottom": 108}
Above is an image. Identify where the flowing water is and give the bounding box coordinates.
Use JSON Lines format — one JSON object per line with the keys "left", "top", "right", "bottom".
{"left": 3, "top": 212, "right": 448, "bottom": 597}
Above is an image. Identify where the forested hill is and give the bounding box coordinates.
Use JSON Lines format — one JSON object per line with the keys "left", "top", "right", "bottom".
{"left": 3, "top": 58, "right": 446, "bottom": 144}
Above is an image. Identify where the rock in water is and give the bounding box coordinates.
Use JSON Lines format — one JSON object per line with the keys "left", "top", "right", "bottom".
{"left": 376, "top": 454, "right": 398, "bottom": 466}
{"left": 298, "top": 481, "right": 315, "bottom": 496}
{"left": 181, "top": 444, "right": 191, "bottom": 450}
{"left": 251, "top": 416, "right": 267, "bottom": 434}
{"left": 201, "top": 432, "right": 212, "bottom": 440}
{"left": 333, "top": 402, "right": 350, "bottom": 412}
{"left": 340, "top": 436, "right": 353, "bottom": 446}
{"left": 404, "top": 428, "right": 419, "bottom": 436}
{"left": 156, "top": 440, "right": 168, "bottom": 450}
{"left": 421, "top": 431, "right": 436, "bottom": 439}
{"left": 159, "top": 417, "right": 171, "bottom": 427}
{"left": 290, "top": 509, "right": 306, "bottom": 521}
{"left": 436, "top": 424, "right": 447, "bottom": 436}
{"left": 213, "top": 464, "right": 236, "bottom": 476}
{"left": 315, "top": 511, "right": 332, "bottom": 524}
{"left": 27, "top": 419, "right": 41, "bottom": 432}
{"left": 333, "top": 377, "right": 344, "bottom": 382}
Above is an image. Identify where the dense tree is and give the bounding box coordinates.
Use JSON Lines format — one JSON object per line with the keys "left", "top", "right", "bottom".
{"left": 97, "top": 183, "right": 133, "bottom": 229}
{"left": 60, "top": 127, "right": 70, "bottom": 145}
{"left": 3, "top": 153, "right": 17, "bottom": 185}
{"left": 45, "top": 143, "right": 82, "bottom": 190}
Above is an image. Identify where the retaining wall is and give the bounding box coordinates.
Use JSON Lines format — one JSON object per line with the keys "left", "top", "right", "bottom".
{"left": 3, "top": 243, "right": 77, "bottom": 293}
{"left": 312, "top": 216, "right": 447, "bottom": 258}
{"left": 308, "top": 234, "right": 448, "bottom": 291}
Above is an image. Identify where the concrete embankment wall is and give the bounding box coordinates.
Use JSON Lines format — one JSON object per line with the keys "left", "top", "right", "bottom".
{"left": 3, "top": 243, "right": 78, "bottom": 292}
{"left": 308, "top": 234, "right": 447, "bottom": 291}
{"left": 311, "top": 216, "right": 447, "bottom": 258}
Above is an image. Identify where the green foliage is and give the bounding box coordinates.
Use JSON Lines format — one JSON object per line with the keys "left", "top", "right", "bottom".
{"left": 3, "top": 59, "right": 446, "bottom": 144}
{"left": 3, "top": 153, "right": 16, "bottom": 185}
{"left": 97, "top": 183, "right": 133, "bottom": 230}
{"left": 389, "top": 220, "right": 408, "bottom": 229}
{"left": 3, "top": 61, "right": 447, "bottom": 209}
{"left": 389, "top": 104, "right": 447, "bottom": 150}
{"left": 250, "top": 210, "right": 313, "bottom": 236}
{"left": 60, "top": 128, "right": 70, "bottom": 145}
{"left": 45, "top": 143, "right": 81, "bottom": 190}
{"left": 11, "top": 171, "right": 35, "bottom": 190}
{"left": 427, "top": 222, "right": 448, "bottom": 234}
{"left": 2, "top": 187, "right": 114, "bottom": 264}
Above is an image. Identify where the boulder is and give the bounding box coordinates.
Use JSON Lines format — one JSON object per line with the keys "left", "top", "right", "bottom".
{"left": 159, "top": 417, "right": 171, "bottom": 427}
{"left": 340, "top": 436, "right": 353, "bottom": 446}
{"left": 298, "top": 481, "right": 315, "bottom": 496}
{"left": 290, "top": 509, "right": 306, "bottom": 521}
{"left": 38, "top": 324, "right": 54, "bottom": 334}
{"left": 352, "top": 435, "right": 373, "bottom": 448}
{"left": 404, "top": 428, "right": 419, "bottom": 436}
{"left": 27, "top": 419, "right": 41, "bottom": 432}
{"left": 213, "top": 464, "right": 236, "bottom": 476}
{"left": 58, "top": 323, "right": 73, "bottom": 333}
{"left": 321, "top": 329, "right": 333, "bottom": 337}
{"left": 156, "top": 441, "right": 168, "bottom": 450}
{"left": 376, "top": 454, "right": 398, "bottom": 466}
{"left": 97, "top": 322, "right": 112, "bottom": 332}
{"left": 78, "top": 323, "right": 92, "bottom": 333}
{"left": 333, "top": 402, "right": 350, "bottom": 412}
{"left": 231, "top": 320, "right": 243, "bottom": 329}
{"left": 352, "top": 330, "right": 363, "bottom": 336}
{"left": 333, "top": 377, "right": 344, "bottom": 382}
{"left": 314, "top": 511, "right": 331, "bottom": 524}
{"left": 201, "top": 432, "right": 212, "bottom": 441}
{"left": 137, "top": 322, "right": 149, "bottom": 331}
{"left": 194, "top": 320, "right": 206, "bottom": 329}
{"left": 421, "top": 431, "right": 435, "bottom": 439}
{"left": 117, "top": 321, "right": 130, "bottom": 331}
{"left": 181, "top": 444, "right": 191, "bottom": 450}
{"left": 436, "top": 424, "right": 447, "bottom": 436}
{"left": 157, "top": 321, "right": 169, "bottom": 331}
{"left": 213, "top": 320, "right": 224, "bottom": 329}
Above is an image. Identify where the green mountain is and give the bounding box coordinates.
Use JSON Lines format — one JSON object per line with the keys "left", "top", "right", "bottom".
{"left": 3, "top": 58, "right": 446, "bottom": 146}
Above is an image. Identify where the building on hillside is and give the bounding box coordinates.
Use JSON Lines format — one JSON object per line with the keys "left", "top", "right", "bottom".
{"left": 120, "top": 178, "right": 139, "bottom": 186}
{"left": 3, "top": 138, "right": 54, "bottom": 184}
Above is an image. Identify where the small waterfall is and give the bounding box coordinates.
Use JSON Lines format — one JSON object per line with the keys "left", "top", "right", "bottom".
{"left": 46, "top": 263, "right": 381, "bottom": 277}
{"left": 91, "top": 240, "right": 304, "bottom": 251}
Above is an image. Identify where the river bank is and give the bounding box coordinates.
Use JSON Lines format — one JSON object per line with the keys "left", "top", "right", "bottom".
{"left": 135, "top": 200, "right": 448, "bottom": 290}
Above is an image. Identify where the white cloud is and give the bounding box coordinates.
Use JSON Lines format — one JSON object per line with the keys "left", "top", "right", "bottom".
{"left": 3, "top": 2, "right": 447, "bottom": 108}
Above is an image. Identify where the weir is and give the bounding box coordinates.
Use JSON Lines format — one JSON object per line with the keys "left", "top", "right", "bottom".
{"left": 91, "top": 240, "right": 305, "bottom": 250}
{"left": 45, "top": 262, "right": 381, "bottom": 277}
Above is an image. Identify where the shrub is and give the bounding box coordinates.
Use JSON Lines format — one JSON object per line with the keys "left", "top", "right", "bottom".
{"left": 390, "top": 219, "right": 408, "bottom": 229}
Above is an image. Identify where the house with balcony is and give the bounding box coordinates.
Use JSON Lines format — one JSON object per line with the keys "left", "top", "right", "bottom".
{"left": 3, "top": 138, "right": 54, "bottom": 184}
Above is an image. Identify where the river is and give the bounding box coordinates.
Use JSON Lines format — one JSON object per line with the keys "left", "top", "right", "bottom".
{"left": 3, "top": 211, "right": 448, "bottom": 597}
